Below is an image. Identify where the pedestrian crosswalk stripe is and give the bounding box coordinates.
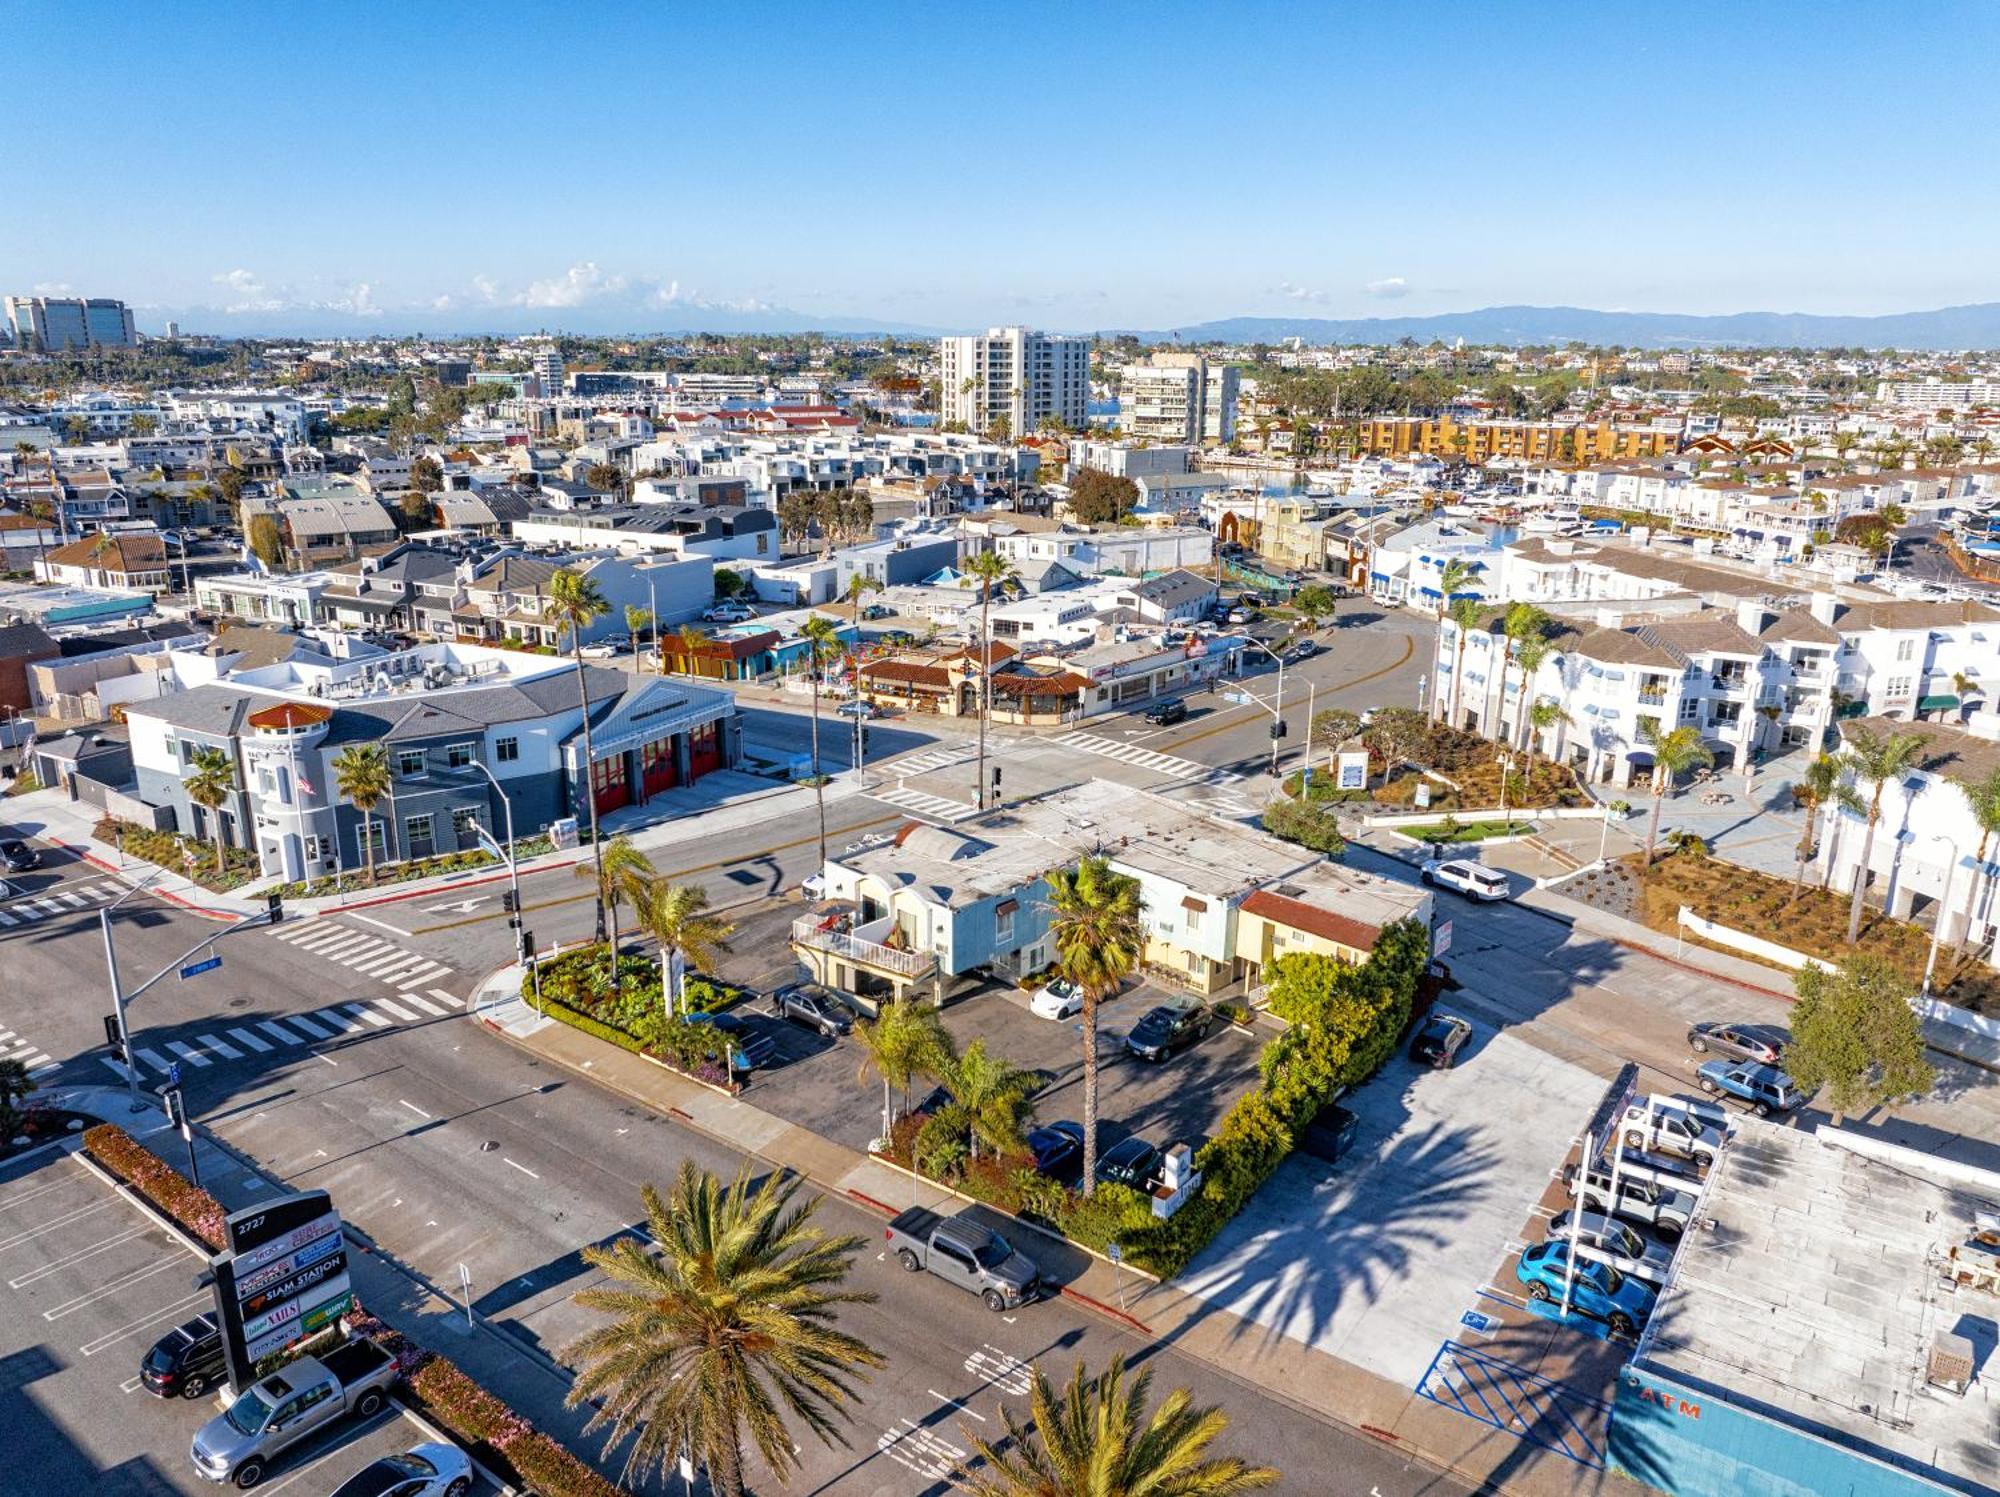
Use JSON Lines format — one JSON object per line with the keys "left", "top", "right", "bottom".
{"left": 0, "top": 1041, "right": 36, "bottom": 1061}
{"left": 344, "top": 1004, "right": 390, "bottom": 1029}
{"left": 362, "top": 951, "right": 423, "bottom": 977}
{"left": 867, "top": 785, "right": 978, "bottom": 823}
{"left": 398, "top": 992, "right": 446, "bottom": 1017}
{"left": 30, "top": 897, "right": 69, "bottom": 915}
{"left": 58, "top": 891, "right": 89, "bottom": 908}
{"left": 100, "top": 1058, "right": 132, "bottom": 1082}
{"left": 0, "top": 911, "right": 17, "bottom": 927}
{"left": 226, "top": 1027, "right": 272, "bottom": 1053}
{"left": 164, "top": 1040, "right": 212, "bottom": 1068}
{"left": 259, "top": 1019, "right": 312, "bottom": 1045}
{"left": 27, "top": 1060, "right": 57, "bottom": 1076}
{"left": 313, "top": 1008, "right": 363, "bottom": 1035}
{"left": 394, "top": 962, "right": 450, "bottom": 989}
{"left": 269, "top": 920, "right": 324, "bottom": 943}
{"left": 195, "top": 1034, "right": 242, "bottom": 1061}
{"left": 133, "top": 1047, "right": 173, "bottom": 1073}
{"left": 428, "top": 989, "right": 463, "bottom": 1009}
{"left": 370, "top": 998, "right": 419, "bottom": 1022}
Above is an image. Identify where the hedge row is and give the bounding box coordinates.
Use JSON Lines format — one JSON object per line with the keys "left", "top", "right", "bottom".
{"left": 82, "top": 1124, "right": 228, "bottom": 1251}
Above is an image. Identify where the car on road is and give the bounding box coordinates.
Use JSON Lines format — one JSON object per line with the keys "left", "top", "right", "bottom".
{"left": 769, "top": 983, "right": 852, "bottom": 1037}
{"left": 1297, "top": 1103, "right": 1360, "bottom": 1164}
{"left": 1697, "top": 1060, "right": 1805, "bottom": 1116}
{"left": 1420, "top": 858, "right": 1511, "bottom": 901}
{"left": 329, "top": 1443, "right": 473, "bottom": 1497}
{"left": 1409, "top": 1012, "right": 1473, "bottom": 1068}
{"left": 1095, "top": 1135, "right": 1165, "bottom": 1193}
{"left": 141, "top": 1312, "right": 224, "bottom": 1399}
{"left": 686, "top": 1011, "right": 778, "bottom": 1071}
{"left": 703, "top": 601, "right": 755, "bottom": 623}
{"left": 1514, "top": 1240, "right": 1656, "bottom": 1336}
{"left": 1545, "top": 1208, "right": 1675, "bottom": 1284}
{"left": 1029, "top": 977, "right": 1085, "bottom": 1021}
{"left": 1027, "top": 1120, "right": 1085, "bottom": 1181}
{"left": 1686, "top": 1020, "right": 1788, "bottom": 1066}
{"left": 1228, "top": 606, "right": 1258, "bottom": 625}
{"left": 885, "top": 1205, "right": 1041, "bottom": 1311}
{"left": 0, "top": 837, "right": 40, "bottom": 872}
{"left": 191, "top": 1340, "right": 398, "bottom": 1488}
{"left": 579, "top": 634, "right": 629, "bottom": 659}
{"left": 837, "top": 700, "right": 880, "bottom": 719}
{"left": 799, "top": 872, "right": 828, "bottom": 900}
{"left": 1125, "top": 998, "right": 1213, "bottom": 1062}
{"left": 1284, "top": 639, "right": 1321, "bottom": 663}
{"left": 0, "top": 877, "right": 23, "bottom": 901}
{"left": 1142, "top": 698, "right": 1188, "bottom": 726}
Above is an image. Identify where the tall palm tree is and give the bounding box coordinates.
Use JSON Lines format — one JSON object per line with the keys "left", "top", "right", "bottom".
{"left": 1841, "top": 725, "right": 1931, "bottom": 943}
{"left": 1431, "top": 559, "right": 1477, "bottom": 721}
{"left": 1527, "top": 699, "right": 1568, "bottom": 783}
{"left": 1510, "top": 633, "right": 1555, "bottom": 752}
{"left": 1790, "top": 752, "right": 1861, "bottom": 901}
{"left": 937, "top": 1038, "right": 1037, "bottom": 1160}
{"left": 1443, "top": 594, "right": 1484, "bottom": 730}
{"left": 1501, "top": 603, "right": 1552, "bottom": 749}
{"left": 623, "top": 604, "right": 652, "bottom": 663}
{"left": 184, "top": 747, "right": 237, "bottom": 876}
{"left": 950, "top": 1354, "right": 1277, "bottom": 1497}
{"left": 564, "top": 1163, "right": 884, "bottom": 1497}
{"left": 962, "top": 550, "right": 1018, "bottom": 809}
{"left": 640, "top": 880, "right": 735, "bottom": 1015}
{"left": 331, "top": 743, "right": 392, "bottom": 886}
{"left": 546, "top": 567, "right": 611, "bottom": 946}
{"left": 576, "top": 835, "right": 657, "bottom": 997}
{"left": 1046, "top": 856, "right": 1143, "bottom": 1194}
{"left": 801, "top": 613, "right": 843, "bottom": 872}
{"left": 853, "top": 997, "right": 950, "bottom": 1142}
{"left": 1644, "top": 727, "right": 1714, "bottom": 865}
{"left": 672, "top": 622, "right": 711, "bottom": 678}
{"left": 842, "top": 571, "right": 884, "bottom": 637}
{"left": 1951, "top": 766, "right": 2000, "bottom": 957}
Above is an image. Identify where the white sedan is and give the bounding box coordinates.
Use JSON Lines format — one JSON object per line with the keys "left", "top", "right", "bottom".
{"left": 1029, "top": 978, "right": 1085, "bottom": 1020}
{"left": 1420, "top": 858, "right": 1511, "bottom": 902}
{"left": 329, "top": 1443, "right": 472, "bottom": 1497}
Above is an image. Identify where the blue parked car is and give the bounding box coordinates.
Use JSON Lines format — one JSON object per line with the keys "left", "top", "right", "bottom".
{"left": 1515, "top": 1241, "right": 1656, "bottom": 1336}
{"left": 685, "top": 1012, "right": 777, "bottom": 1072}
{"left": 1697, "top": 1059, "right": 1805, "bottom": 1116}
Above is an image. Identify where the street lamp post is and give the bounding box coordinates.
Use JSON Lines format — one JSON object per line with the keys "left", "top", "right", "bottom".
{"left": 1236, "top": 636, "right": 1290, "bottom": 776}
{"left": 1923, "top": 833, "right": 1961, "bottom": 998}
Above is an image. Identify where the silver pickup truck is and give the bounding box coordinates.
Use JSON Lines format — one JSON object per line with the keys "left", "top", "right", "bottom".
{"left": 190, "top": 1339, "right": 396, "bottom": 1488}
{"left": 885, "top": 1206, "right": 1041, "bottom": 1311}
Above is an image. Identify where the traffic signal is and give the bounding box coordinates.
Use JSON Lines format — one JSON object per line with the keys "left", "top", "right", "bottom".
{"left": 266, "top": 890, "right": 284, "bottom": 926}
{"left": 1269, "top": 720, "right": 1288, "bottom": 740}
{"left": 502, "top": 888, "right": 518, "bottom": 915}
{"left": 992, "top": 765, "right": 1003, "bottom": 791}
{"left": 103, "top": 1014, "right": 127, "bottom": 1064}
{"left": 162, "top": 1087, "right": 186, "bottom": 1130}
{"left": 519, "top": 928, "right": 535, "bottom": 961}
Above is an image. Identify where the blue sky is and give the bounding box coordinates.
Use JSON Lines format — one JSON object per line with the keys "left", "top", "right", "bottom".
{"left": 7, "top": 1, "right": 1997, "bottom": 333}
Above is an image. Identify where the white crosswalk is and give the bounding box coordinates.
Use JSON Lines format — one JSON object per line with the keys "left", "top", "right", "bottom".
{"left": 1053, "top": 731, "right": 1218, "bottom": 782}
{"left": 266, "top": 918, "right": 455, "bottom": 993}
{"left": 0, "top": 879, "right": 129, "bottom": 928}
{"left": 0, "top": 1028, "right": 59, "bottom": 1081}
{"left": 866, "top": 784, "right": 979, "bottom": 824}
{"left": 888, "top": 744, "right": 978, "bottom": 776}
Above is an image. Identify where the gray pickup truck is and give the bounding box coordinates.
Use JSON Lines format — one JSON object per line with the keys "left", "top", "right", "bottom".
{"left": 885, "top": 1206, "right": 1041, "bottom": 1311}
{"left": 190, "top": 1339, "right": 396, "bottom": 1488}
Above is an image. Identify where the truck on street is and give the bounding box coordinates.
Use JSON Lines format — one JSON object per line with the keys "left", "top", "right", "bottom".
{"left": 884, "top": 1206, "right": 1041, "bottom": 1311}
{"left": 190, "top": 1339, "right": 397, "bottom": 1488}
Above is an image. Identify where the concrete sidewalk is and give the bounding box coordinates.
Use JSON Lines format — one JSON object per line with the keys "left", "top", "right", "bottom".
{"left": 471, "top": 965, "right": 1642, "bottom": 1497}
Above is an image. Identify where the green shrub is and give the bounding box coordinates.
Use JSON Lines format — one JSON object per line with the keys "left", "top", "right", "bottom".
{"left": 914, "top": 1109, "right": 968, "bottom": 1182}
{"left": 1058, "top": 1180, "right": 1153, "bottom": 1255}
{"left": 83, "top": 1124, "right": 227, "bottom": 1250}
{"left": 1261, "top": 796, "right": 1348, "bottom": 855}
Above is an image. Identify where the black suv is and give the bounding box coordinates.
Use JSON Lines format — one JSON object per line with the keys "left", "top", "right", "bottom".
{"left": 1095, "top": 1136, "right": 1165, "bottom": 1192}
{"left": 1143, "top": 698, "right": 1188, "bottom": 726}
{"left": 140, "top": 1312, "right": 224, "bottom": 1398}
{"left": 1125, "top": 999, "right": 1213, "bottom": 1062}
{"left": 769, "top": 983, "right": 852, "bottom": 1037}
{"left": 0, "top": 838, "right": 38, "bottom": 873}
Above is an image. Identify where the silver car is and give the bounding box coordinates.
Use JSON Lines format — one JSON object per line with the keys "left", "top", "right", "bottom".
{"left": 1548, "top": 1208, "right": 1675, "bottom": 1284}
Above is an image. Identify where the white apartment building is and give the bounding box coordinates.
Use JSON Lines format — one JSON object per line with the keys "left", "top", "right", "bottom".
{"left": 989, "top": 523, "right": 1213, "bottom": 577}
{"left": 1875, "top": 379, "right": 2000, "bottom": 410}
{"left": 1119, "top": 353, "right": 1239, "bottom": 444}
{"left": 939, "top": 326, "right": 1088, "bottom": 435}
{"left": 531, "top": 348, "right": 564, "bottom": 398}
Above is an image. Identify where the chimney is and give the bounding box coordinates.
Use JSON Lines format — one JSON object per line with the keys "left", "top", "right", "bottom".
{"left": 1735, "top": 599, "right": 1766, "bottom": 635}
{"left": 1927, "top": 1330, "right": 1975, "bottom": 1396}
{"left": 1809, "top": 591, "right": 1838, "bottom": 626}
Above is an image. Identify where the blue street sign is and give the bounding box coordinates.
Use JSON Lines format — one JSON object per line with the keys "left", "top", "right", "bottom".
{"left": 179, "top": 954, "right": 223, "bottom": 980}
{"left": 1107, "top": 1242, "right": 1123, "bottom": 1264}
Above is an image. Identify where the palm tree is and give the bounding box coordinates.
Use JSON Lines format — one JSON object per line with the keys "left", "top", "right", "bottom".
{"left": 1431, "top": 559, "right": 1477, "bottom": 721}
{"left": 1045, "top": 856, "right": 1143, "bottom": 1194}
{"left": 962, "top": 550, "right": 1018, "bottom": 809}
{"left": 576, "top": 835, "right": 657, "bottom": 997}
{"left": 547, "top": 566, "right": 612, "bottom": 948}
{"left": 1841, "top": 725, "right": 1931, "bottom": 943}
{"left": 853, "top": 997, "right": 950, "bottom": 1142}
{"left": 672, "top": 622, "right": 710, "bottom": 678}
{"left": 938, "top": 1038, "right": 1037, "bottom": 1160}
{"left": 798, "top": 612, "right": 844, "bottom": 871}
{"left": 842, "top": 571, "right": 884, "bottom": 638}
{"left": 0, "top": 1054, "right": 35, "bottom": 1138}
{"left": 1951, "top": 766, "right": 2000, "bottom": 957}
{"left": 184, "top": 747, "right": 237, "bottom": 876}
{"left": 623, "top": 604, "right": 652, "bottom": 663}
{"left": 1443, "top": 594, "right": 1484, "bottom": 730}
{"left": 564, "top": 1163, "right": 885, "bottom": 1497}
{"left": 950, "top": 1354, "right": 1277, "bottom": 1497}
{"left": 1644, "top": 727, "right": 1714, "bottom": 865}
{"left": 1790, "top": 752, "right": 1861, "bottom": 901}
{"left": 640, "top": 880, "right": 735, "bottom": 1015}
{"left": 1501, "top": 603, "right": 1552, "bottom": 749}
{"left": 331, "top": 743, "right": 392, "bottom": 886}
{"left": 1527, "top": 700, "right": 1568, "bottom": 783}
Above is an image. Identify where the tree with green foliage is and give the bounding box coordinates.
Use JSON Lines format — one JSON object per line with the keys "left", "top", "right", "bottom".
{"left": 331, "top": 743, "right": 390, "bottom": 884}
{"left": 410, "top": 456, "right": 443, "bottom": 493}
{"left": 1431, "top": 559, "right": 1479, "bottom": 722}
{"left": 1644, "top": 727, "right": 1713, "bottom": 865}
{"left": 1260, "top": 796, "right": 1346, "bottom": 855}
{"left": 800, "top": 613, "right": 843, "bottom": 869}
{"left": 1046, "top": 856, "right": 1144, "bottom": 1194}
{"left": 0, "top": 1055, "right": 35, "bottom": 1140}
{"left": 1443, "top": 593, "right": 1485, "bottom": 728}
{"left": 711, "top": 567, "right": 746, "bottom": 599}
{"left": 247, "top": 512, "right": 284, "bottom": 569}
{"left": 1067, "top": 467, "right": 1140, "bottom": 525}
{"left": 853, "top": 997, "right": 951, "bottom": 1141}
{"left": 1292, "top": 583, "right": 1336, "bottom": 625}
{"left": 949, "top": 1354, "right": 1277, "bottom": 1497}
{"left": 1840, "top": 725, "right": 1931, "bottom": 942}
{"left": 936, "top": 1038, "right": 1037, "bottom": 1160}
{"left": 577, "top": 836, "right": 659, "bottom": 999}
{"left": 640, "top": 880, "right": 735, "bottom": 1016}
{"left": 961, "top": 550, "right": 1017, "bottom": 809}
{"left": 547, "top": 565, "right": 612, "bottom": 947}
{"left": 1363, "top": 706, "right": 1429, "bottom": 784}
{"left": 1950, "top": 765, "right": 2000, "bottom": 956}
{"left": 1309, "top": 707, "right": 1361, "bottom": 761}
{"left": 184, "top": 747, "right": 237, "bottom": 875}
{"left": 1791, "top": 752, "right": 1862, "bottom": 900}
{"left": 1787, "top": 956, "right": 1934, "bottom": 1124}
{"left": 565, "top": 1163, "right": 884, "bottom": 1497}
{"left": 1500, "top": 602, "right": 1553, "bottom": 747}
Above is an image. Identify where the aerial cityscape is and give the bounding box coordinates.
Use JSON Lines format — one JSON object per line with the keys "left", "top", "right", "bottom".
{"left": 3, "top": 5, "right": 1999, "bottom": 1497}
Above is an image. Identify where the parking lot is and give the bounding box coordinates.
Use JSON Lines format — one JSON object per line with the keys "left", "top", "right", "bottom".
{"left": 0, "top": 1143, "right": 495, "bottom": 1495}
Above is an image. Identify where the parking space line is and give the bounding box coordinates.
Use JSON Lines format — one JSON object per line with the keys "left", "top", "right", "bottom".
{"left": 0, "top": 1174, "right": 93, "bottom": 1212}
{"left": 79, "top": 1289, "right": 208, "bottom": 1356}
{"left": 44, "top": 1253, "right": 190, "bottom": 1320}
{"left": 503, "top": 1158, "right": 539, "bottom": 1179}
{"left": 8, "top": 1223, "right": 154, "bottom": 1287}
{"left": 0, "top": 1198, "right": 119, "bottom": 1251}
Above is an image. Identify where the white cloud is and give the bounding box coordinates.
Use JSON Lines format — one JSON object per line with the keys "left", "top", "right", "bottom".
{"left": 1274, "top": 281, "right": 1332, "bottom": 305}
{"left": 1365, "top": 277, "right": 1412, "bottom": 299}
{"left": 31, "top": 280, "right": 73, "bottom": 296}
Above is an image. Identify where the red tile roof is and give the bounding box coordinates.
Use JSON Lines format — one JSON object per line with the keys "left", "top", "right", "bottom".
{"left": 1240, "top": 889, "right": 1381, "bottom": 954}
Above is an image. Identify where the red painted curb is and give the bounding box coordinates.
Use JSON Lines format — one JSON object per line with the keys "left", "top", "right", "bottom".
{"left": 845, "top": 1189, "right": 896, "bottom": 1217}
{"left": 75, "top": 848, "right": 243, "bottom": 922}
{"left": 668, "top": 1105, "right": 693, "bottom": 1122}
{"left": 320, "top": 856, "right": 589, "bottom": 912}
{"left": 1058, "top": 1284, "right": 1151, "bottom": 1336}
{"left": 1359, "top": 1424, "right": 1400, "bottom": 1443}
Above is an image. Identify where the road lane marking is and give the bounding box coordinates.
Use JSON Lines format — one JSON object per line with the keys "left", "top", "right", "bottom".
{"left": 397, "top": 993, "right": 446, "bottom": 1017}
{"left": 371, "top": 999, "right": 419, "bottom": 1023}
{"left": 399, "top": 1099, "right": 431, "bottom": 1119}
{"left": 313, "top": 1008, "right": 362, "bottom": 1035}
{"left": 394, "top": 962, "right": 452, "bottom": 989}
{"left": 195, "top": 1033, "right": 242, "bottom": 1060}
{"left": 928, "top": 1389, "right": 986, "bottom": 1422}
{"left": 226, "top": 1027, "right": 273, "bottom": 1053}
{"left": 257, "top": 1020, "right": 309, "bottom": 1045}
{"left": 350, "top": 912, "right": 411, "bottom": 935}
{"left": 133, "top": 1047, "right": 173, "bottom": 1074}
{"left": 427, "top": 989, "right": 464, "bottom": 1009}
{"left": 503, "top": 1158, "right": 539, "bottom": 1179}
{"left": 281, "top": 1014, "right": 333, "bottom": 1040}
{"left": 344, "top": 1004, "right": 391, "bottom": 1029}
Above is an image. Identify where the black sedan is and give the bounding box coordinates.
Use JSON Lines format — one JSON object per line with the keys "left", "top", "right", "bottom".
{"left": 1027, "top": 1121, "right": 1085, "bottom": 1182}
{"left": 1095, "top": 1136, "right": 1164, "bottom": 1192}
{"left": 1409, "top": 1013, "right": 1473, "bottom": 1069}
{"left": 769, "top": 983, "right": 852, "bottom": 1037}
{"left": 0, "top": 838, "right": 38, "bottom": 873}
{"left": 1125, "top": 999, "right": 1213, "bottom": 1062}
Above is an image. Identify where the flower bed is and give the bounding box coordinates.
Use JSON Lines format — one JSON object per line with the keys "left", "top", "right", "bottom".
{"left": 1395, "top": 817, "right": 1535, "bottom": 844}
{"left": 266, "top": 835, "right": 564, "bottom": 900}
{"left": 82, "top": 1123, "right": 227, "bottom": 1250}
{"left": 92, "top": 817, "right": 260, "bottom": 892}
{"left": 528, "top": 947, "right": 745, "bottom": 1091}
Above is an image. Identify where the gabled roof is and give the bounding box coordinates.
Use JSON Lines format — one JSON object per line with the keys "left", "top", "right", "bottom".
{"left": 1240, "top": 888, "right": 1381, "bottom": 952}
{"left": 45, "top": 532, "right": 166, "bottom": 572}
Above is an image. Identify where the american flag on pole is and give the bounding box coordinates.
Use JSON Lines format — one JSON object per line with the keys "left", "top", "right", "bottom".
{"left": 296, "top": 769, "right": 316, "bottom": 798}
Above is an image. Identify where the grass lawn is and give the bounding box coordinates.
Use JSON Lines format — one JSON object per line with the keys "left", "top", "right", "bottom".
{"left": 1399, "top": 819, "right": 1536, "bottom": 843}
{"left": 1604, "top": 846, "right": 2000, "bottom": 1014}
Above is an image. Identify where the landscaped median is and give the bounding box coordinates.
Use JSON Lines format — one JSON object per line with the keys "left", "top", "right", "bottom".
{"left": 521, "top": 947, "right": 752, "bottom": 1092}
{"left": 81, "top": 1123, "right": 625, "bottom": 1497}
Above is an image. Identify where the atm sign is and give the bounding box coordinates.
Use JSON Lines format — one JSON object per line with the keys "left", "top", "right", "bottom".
{"left": 1630, "top": 1378, "right": 1701, "bottom": 1420}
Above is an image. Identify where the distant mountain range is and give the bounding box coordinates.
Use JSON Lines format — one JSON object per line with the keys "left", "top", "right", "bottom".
{"left": 1134, "top": 303, "right": 2000, "bottom": 351}
{"left": 137, "top": 304, "right": 946, "bottom": 340}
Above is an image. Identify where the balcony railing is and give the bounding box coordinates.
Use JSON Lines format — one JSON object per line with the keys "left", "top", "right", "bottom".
{"left": 792, "top": 915, "right": 937, "bottom": 978}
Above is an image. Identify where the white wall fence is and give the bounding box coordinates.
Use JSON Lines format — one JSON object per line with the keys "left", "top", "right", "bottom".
{"left": 1676, "top": 906, "right": 1836, "bottom": 972}
{"left": 1363, "top": 806, "right": 1625, "bottom": 829}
